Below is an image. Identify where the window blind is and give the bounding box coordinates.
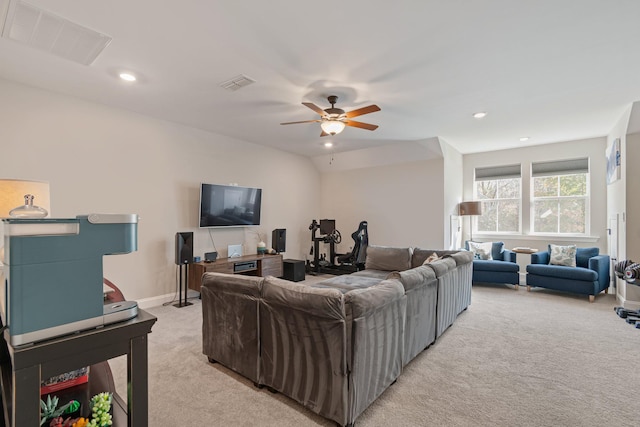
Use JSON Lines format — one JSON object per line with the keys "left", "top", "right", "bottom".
{"left": 531, "top": 158, "right": 589, "bottom": 177}
{"left": 475, "top": 164, "right": 521, "bottom": 181}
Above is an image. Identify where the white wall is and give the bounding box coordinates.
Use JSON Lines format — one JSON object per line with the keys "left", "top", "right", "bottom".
{"left": 606, "top": 106, "right": 630, "bottom": 303}
{"left": 320, "top": 158, "right": 445, "bottom": 253}
{"left": 624, "top": 132, "right": 640, "bottom": 305}
{"left": 463, "top": 137, "right": 608, "bottom": 253}
{"left": 0, "top": 79, "right": 320, "bottom": 301}
{"left": 440, "top": 138, "right": 463, "bottom": 249}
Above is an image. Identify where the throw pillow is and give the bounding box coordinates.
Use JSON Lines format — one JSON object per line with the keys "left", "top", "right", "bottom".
{"left": 422, "top": 252, "right": 441, "bottom": 265}
{"left": 491, "top": 241, "right": 505, "bottom": 261}
{"left": 468, "top": 241, "right": 493, "bottom": 260}
{"left": 549, "top": 244, "right": 577, "bottom": 267}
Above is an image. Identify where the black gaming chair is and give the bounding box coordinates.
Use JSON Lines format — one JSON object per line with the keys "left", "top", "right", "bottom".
{"left": 336, "top": 221, "right": 368, "bottom": 269}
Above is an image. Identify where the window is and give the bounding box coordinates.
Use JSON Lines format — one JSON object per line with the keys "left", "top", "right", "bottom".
{"left": 474, "top": 164, "right": 521, "bottom": 233}
{"left": 531, "top": 158, "right": 589, "bottom": 234}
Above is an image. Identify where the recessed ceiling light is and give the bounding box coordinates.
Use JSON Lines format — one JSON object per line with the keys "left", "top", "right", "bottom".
{"left": 472, "top": 112, "right": 487, "bottom": 119}
{"left": 119, "top": 72, "right": 136, "bottom": 82}
{"left": 324, "top": 142, "right": 333, "bottom": 148}
{"left": 520, "top": 137, "right": 530, "bottom": 142}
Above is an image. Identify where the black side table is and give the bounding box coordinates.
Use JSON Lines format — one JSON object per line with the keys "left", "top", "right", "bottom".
{"left": 0, "top": 310, "right": 157, "bottom": 426}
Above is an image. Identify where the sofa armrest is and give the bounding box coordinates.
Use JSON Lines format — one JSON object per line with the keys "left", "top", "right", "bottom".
{"left": 502, "top": 249, "right": 516, "bottom": 263}
{"left": 531, "top": 251, "right": 549, "bottom": 264}
{"left": 589, "top": 255, "right": 610, "bottom": 291}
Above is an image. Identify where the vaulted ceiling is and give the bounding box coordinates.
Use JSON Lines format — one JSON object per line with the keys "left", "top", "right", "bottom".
{"left": 2, "top": 0, "right": 639, "bottom": 157}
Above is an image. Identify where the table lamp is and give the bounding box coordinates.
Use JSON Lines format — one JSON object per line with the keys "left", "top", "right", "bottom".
{"left": 458, "top": 201, "right": 482, "bottom": 242}
{"left": 0, "top": 179, "right": 50, "bottom": 265}
{"left": 0, "top": 179, "right": 50, "bottom": 218}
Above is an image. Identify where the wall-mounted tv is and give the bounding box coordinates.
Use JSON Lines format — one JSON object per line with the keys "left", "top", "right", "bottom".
{"left": 199, "top": 183, "right": 262, "bottom": 227}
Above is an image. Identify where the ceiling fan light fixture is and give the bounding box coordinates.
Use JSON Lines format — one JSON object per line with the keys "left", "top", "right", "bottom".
{"left": 119, "top": 72, "right": 136, "bottom": 82}
{"left": 320, "top": 120, "right": 345, "bottom": 135}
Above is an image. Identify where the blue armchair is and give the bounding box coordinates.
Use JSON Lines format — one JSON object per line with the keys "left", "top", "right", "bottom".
{"left": 526, "top": 247, "right": 610, "bottom": 302}
{"left": 465, "top": 241, "right": 520, "bottom": 288}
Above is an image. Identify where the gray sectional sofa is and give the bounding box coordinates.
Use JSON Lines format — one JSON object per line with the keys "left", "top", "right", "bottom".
{"left": 201, "top": 245, "right": 473, "bottom": 427}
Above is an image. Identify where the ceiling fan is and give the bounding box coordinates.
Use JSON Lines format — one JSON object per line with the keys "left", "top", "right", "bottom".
{"left": 281, "top": 95, "right": 380, "bottom": 136}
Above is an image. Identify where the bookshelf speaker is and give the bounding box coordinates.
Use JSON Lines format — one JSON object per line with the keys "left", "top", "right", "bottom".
{"left": 272, "top": 229, "right": 286, "bottom": 253}
{"left": 175, "top": 232, "right": 194, "bottom": 265}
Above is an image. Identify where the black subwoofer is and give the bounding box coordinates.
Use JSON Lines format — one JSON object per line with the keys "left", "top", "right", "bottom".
{"left": 283, "top": 259, "right": 305, "bottom": 282}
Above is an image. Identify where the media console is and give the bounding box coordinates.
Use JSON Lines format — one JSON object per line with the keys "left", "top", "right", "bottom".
{"left": 188, "top": 254, "right": 283, "bottom": 293}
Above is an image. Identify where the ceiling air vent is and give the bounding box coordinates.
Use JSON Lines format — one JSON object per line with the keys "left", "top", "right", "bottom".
{"left": 219, "top": 74, "right": 256, "bottom": 91}
{"left": 1, "top": 0, "right": 112, "bottom": 65}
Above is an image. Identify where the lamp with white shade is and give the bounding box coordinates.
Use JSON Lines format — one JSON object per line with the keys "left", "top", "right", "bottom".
{"left": 458, "top": 201, "right": 482, "bottom": 242}
{"left": 0, "top": 179, "right": 50, "bottom": 218}
{"left": 0, "top": 179, "right": 50, "bottom": 266}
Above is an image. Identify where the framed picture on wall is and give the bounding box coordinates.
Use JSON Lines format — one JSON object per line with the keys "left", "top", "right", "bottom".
{"left": 606, "top": 138, "right": 621, "bottom": 185}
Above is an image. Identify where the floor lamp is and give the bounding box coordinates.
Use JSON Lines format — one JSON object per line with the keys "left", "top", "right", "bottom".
{"left": 458, "top": 201, "right": 482, "bottom": 242}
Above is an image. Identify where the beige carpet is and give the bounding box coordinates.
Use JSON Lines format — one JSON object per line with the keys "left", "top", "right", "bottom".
{"left": 111, "top": 281, "right": 640, "bottom": 426}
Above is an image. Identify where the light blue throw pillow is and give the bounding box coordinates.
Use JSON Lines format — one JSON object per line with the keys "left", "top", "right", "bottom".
{"left": 549, "top": 244, "right": 577, "bottom": 267}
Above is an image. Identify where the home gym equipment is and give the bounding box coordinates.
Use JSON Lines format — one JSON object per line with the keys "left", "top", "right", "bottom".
{"left": 306, "top": 219, "right": 368, "bottom": 275}
{"left": 613, "top": 259, "right": 640, "bottom": 329}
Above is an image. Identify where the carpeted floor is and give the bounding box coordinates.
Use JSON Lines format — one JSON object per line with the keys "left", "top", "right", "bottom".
{"left": 111, "top": 282, "right": 640, "bottom": 426}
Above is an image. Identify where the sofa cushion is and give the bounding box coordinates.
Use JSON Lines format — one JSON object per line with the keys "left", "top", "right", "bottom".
{"left": 468, "top": 241, "right": 493, "bottom": 260}
{"left": 351, "top": 269, "right": 389, "bottom": 280}
{"left": 411, "top": 248, "right": 458, "bottom": 268}
{"left": 549, "top": 244, "right": 577, "bottom": 267}
{"left": 472, "top": 259, "right": 519, "bottom": 273}
{"left": 422, "top": 252, "right": 441, "bottom": 264}
{"left": 365, "top": 245, "right": 412, "bottom": 271}
{"left": 576, "top": 247, "right": 599, "bottom": 268}
{"left": 423, "top": 257, "right": 456, "bottom": 278}
{"left": 387, "top": 265, "right": 437, "bottom": 292}
{"left": 312, "top": 275, "right": 383, "bottom": 294}
{"left": 202, "top": 272, "right": 264, "bottom": 295}
{"left": 344, "top": 279, "right": 405, "bottom": 318}
{"left": 447, "top": 251, "right": 475, "bottom": 266}
{"left": 527, "top": 264, "right": 597, "bottom": 281}
{"left": 262, "top": 276, "right": 344, "bottom": 318}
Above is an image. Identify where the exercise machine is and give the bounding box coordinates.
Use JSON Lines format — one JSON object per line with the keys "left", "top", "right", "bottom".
{"left": 306, "top": 219, "right": 368, "bottom": 275}
{"left": 613, "top": 259, "right": 640, "bottom": 329}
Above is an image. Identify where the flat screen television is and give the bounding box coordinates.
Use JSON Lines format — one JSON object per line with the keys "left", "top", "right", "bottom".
{"left": 199, "top": 183, "right": 262, "bottom": 227}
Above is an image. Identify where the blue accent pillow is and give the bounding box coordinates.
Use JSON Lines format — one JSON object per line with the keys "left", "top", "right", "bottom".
{"left": 491, "top": 242, "right": 505, "bottom": 261}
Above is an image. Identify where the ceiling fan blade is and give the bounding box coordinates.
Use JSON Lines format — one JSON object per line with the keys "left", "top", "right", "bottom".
{"left": 345, "top": 105, "right": 381, "bottom": 118}
{"left": 280, "top": 119, "right": 321, "bottom": 125}
{"left": 302, "top": 102, "right": 327, "bottom": 116}
{"left": 320, "top": 131, "right": 329, "bottom": 137}
{"left": 344, "top": 120, "right": 378, "bottom": 131}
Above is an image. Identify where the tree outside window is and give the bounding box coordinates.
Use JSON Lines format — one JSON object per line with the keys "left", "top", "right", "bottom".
{"left": 475, "top": 178, "right": 521, "bottom": 233}
{"left": 532, "top": 173, "right": 587, "bottom": 234}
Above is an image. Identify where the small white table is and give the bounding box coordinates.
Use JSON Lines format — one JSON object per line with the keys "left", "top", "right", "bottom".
{"left": 512, "top": 248, "right": 537, "bottom": 286}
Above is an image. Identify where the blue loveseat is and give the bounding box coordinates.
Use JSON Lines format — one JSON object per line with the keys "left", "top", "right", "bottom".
{"left": 465, "top": 241, "right": 520, "bottom": 288}
{"left": 526, "top": 247, "right": 610, "bottom": 302}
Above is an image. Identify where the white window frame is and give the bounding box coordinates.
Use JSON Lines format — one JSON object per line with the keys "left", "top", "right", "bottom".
{"left": 473, "top": 164, "right": 522, "bottom": 235}
{"left": 530, "top": 158, "right": 590, "bottom": 236}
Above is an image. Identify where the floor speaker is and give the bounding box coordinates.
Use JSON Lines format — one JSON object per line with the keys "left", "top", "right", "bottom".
{"left": 175, "top": 232, "right": 194, "bottom": 265}
{"left": 272, "top": 228, "right": 286, "bottom": 253}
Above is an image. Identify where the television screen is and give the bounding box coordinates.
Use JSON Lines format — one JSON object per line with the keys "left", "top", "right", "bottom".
{"left": 199, "top": 183, "right": 262, "bottom": 227}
